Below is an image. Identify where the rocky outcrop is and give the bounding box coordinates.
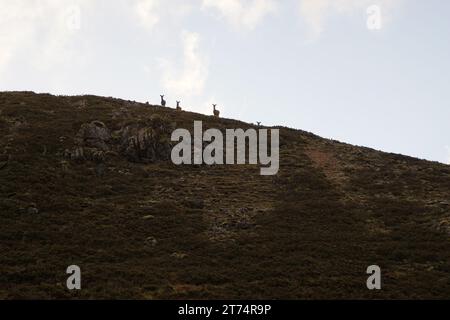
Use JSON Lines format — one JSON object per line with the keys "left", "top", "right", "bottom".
{"left": 114, "top": 115, "right": 174, "bottom": 163}
{"left": 75, "top": 121, "right": 111, "bottom": 151}
{"left": 64, "top": 147, "right": 106, "bottom": 163}
{"left": 26, "top": 203, "right": 39, "bottom": 214}
{"left": 66, "top": 115, "right": 174, "bottom": 164}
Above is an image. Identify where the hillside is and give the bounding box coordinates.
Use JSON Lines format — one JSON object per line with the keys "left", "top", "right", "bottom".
{"left": 0, "top": 91, "right": 449, "bottom": 299}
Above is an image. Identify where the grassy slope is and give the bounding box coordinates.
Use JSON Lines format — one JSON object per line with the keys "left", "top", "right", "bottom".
{"left": 0, "top": 91, "right": 449, "bottom": 299}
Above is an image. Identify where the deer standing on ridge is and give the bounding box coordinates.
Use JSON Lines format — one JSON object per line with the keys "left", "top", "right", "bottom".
{"left": 213, "top": 104, "right": 220, "bottom": 118}
{"left": 160, "top": 95, "right": 166, "bottom": 107}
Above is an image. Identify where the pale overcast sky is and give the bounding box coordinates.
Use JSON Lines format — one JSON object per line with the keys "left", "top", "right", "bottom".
{"left": 0, "top": 0, "right": 449, "bottom": 164}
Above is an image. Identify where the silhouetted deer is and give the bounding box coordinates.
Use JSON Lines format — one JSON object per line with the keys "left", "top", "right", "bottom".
{"left": 176, "top": 101, "right": 182, "bottom": 111}
{"left": 213, "top": 104, "right": 220, "bottom": 118}
{"left": 160, "top": 95, "right": 166, "bottom": 107}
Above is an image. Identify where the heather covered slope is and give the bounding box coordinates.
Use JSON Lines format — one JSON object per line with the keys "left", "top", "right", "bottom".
{"left": 0, "top": 91, "right": 449, "bottom": 299}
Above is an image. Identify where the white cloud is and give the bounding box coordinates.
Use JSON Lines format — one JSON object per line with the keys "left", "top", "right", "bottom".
{"left": 159, "top": 31, "right": 209, "bottom": 98}
{"left": 132, "top": 0, "right": 196, "bottom": 31}
{"left": 298, "top": 0, "right": 332, "bottom": 37}
{"left": 298, "top": 0, "right": 403, "bottom": 38}
{"left": 202, "top": 0, "right": 277, "bottom": 30}
{"left": 0, "top": 1, "right": 41, "bottom": 72}
{"left": 0, "top": 0, "right": 91, "bottom": 74}
{"left": 133, "top": 0, "right": 160, "bottom": 31}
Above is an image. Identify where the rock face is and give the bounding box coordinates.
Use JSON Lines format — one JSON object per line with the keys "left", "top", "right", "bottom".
{"left": 75, "top": 121, "right": 111, "bottom": 151}
{"left": 145, "top": 236, "right": 158, "bottom": 247}
{"left": 27, "top": 203, "right": 39, "bottom": 214}
{"left": 64, "top": 146, "right": 105, "bottom": 163}
{"left": 66, "top": 115, "right": 174, "bottom": 164}
{"left": 118, "top": 120, "right": 173, "bottom": 163}
{"left": 116, "top": 115, "right": 174, "bottom": 163}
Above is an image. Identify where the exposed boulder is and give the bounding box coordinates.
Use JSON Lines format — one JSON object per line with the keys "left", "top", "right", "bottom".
{"left": 145, "top": 236, "right": 158, "bottom": 247}
{"left": 27, "top": 203, "right": 39, "bottom": 214}
{"left": 64, "top": 147, "right": 106, "bottom": 163}
{"left": 117, "top": 115, "right": 174, "bottom": 163}
{"left": 171, "top": 252, "right": 188, "bottom": 259}
{"left": 75, "top": 121, "right": 111, "bottom": 151}
{"left": 68, "top": 147, "right": 84, "bottom": 162}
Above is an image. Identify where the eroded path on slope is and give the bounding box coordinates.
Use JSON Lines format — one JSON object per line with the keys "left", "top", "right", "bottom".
{"left": 298, "top": 136, "right": 450, "bottom": 298}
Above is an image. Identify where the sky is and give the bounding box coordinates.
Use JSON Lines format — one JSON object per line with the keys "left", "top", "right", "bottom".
{"left": 0, "top": 0, "right": 449, "bottom": 164}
